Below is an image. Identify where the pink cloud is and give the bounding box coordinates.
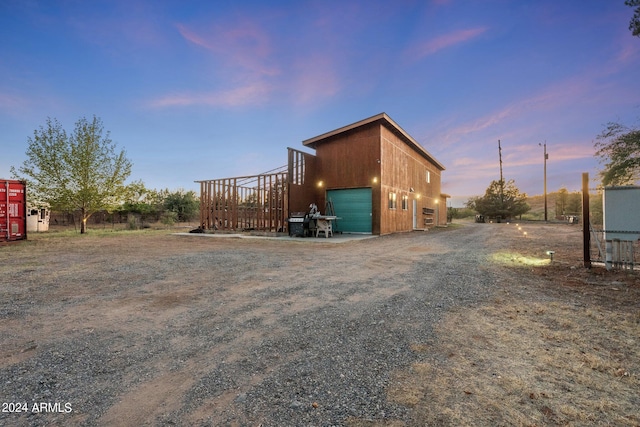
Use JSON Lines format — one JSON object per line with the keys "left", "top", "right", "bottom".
{"left": 166, "top": 16, "right": 348, "bottom": 109}
{"left": 427, "top": 75, "right": 597, "bottom": 149}
{"left": 290, "top": 54, "right": 341, "bottom": 105}
{"left": 407, "top": 27, "right": 488, "bottom": 59}
{"left": 611, "top": 34, "right": 640, "bottom": 72}
{"left": 0, "top": 92, "right": 29, "bottom": 112}
{"left": 176, "top": 24, "right": 210, "bottom": 50}
{"left": 148, "top": 82, "right": 272, "bottom": 108}
{"left": 616, "top": 43, "right": 637, "bottom": 63}
{"left": 146, "top": 19, "right": 286, "bottom": 109}
{"left": 509, "top": 142, "right": 595, "bottom": 167}
{"left": 451, "top": 156, "right": 480, "bottom": 167}
{"left": 455, "top": 106, "right": 517, "bottom": 138}
{"left": 176, "top": 20, "right": 278, "bottom": 78}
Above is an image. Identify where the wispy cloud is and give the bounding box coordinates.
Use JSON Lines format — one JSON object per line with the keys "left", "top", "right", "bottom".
{"left": 290, "top": 54, "right": 341, "bottom": 105}
{"left": 143, "top": 19, "right": 282, "bottom": 109}
{"left": 509, "top": 142, "right": 595, "bottom": 166}
{"left": 176, "top": 20, "right": 278, "bottom": 78}
{"left": 441, "top": 139, "right": 597, "bottom": 200}
{"left": 153, "top": 15, "right": 347, "bottom": 109}
{"left": 451, "top": 106, "right": 517, "bottom": 140}
{"left": 426, "top": 74, "right": 598, "bottom": 149}
{"left": 406, "top": 27, "right": 488, "bottom": 60}
{"left": 424, "top": 72, "right": 604, "bottom": 198}
{"left": 616, "top": 41, "right": 638, "bottom": 63}
{"left": 148, "top": 81, "right": 272, "bottom": 108}
{"left": 0, "top": 92, "right": 29, "bottom": 112}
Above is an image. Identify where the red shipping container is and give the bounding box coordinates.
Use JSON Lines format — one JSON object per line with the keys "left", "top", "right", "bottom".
{"left": 0, "top": 179, "right": 27, "bottom": 242}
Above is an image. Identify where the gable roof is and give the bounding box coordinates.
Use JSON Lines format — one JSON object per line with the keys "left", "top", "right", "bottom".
{"left": 302, "top": 112, "right": 445, "bottom": 171}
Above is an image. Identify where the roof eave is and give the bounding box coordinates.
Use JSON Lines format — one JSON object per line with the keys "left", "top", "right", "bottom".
{"left": 302, "top": 112, "right": 445, "bottom": 171}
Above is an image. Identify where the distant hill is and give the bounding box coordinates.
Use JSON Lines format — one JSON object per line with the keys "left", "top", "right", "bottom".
{"left": 453, "top": 189, "right": 596, "bottom": 221}
{"left": 527, "top": 194, "right": 551, "bottom": 216}
{"left": 526, "top": 191, "right": 582, "bottom": 220}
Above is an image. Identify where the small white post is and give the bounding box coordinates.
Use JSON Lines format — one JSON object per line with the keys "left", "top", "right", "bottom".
{"left": 605, "top": 240, "right": 613, "bottom": 271}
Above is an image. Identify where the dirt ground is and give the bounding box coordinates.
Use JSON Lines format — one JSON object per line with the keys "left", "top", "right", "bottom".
{"left": 384, "top": 222, "right": 640, "bottom": 427}
{"left": 0, "top": 221, "right": 638, "bottom": 426}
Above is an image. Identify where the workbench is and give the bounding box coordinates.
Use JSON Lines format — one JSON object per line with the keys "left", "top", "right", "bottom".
{"left": 312, "top": 215, "right": 338, "bottom": 238}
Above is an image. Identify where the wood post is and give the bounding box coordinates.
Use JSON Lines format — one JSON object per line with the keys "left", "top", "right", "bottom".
{"left": 582, "top": 173, "right": 591, "bottom": 269}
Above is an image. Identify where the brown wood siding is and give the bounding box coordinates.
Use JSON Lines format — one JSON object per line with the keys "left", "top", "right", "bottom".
{"left": 287, "top": 148, "right": 322, "bottom": 214}
{"left": 303, "top": 121, "right": 443, "bottom": 234}
{"left": 313, "top": 123, "right": 382, "bottom": 233}
{"left": 379, "top": 125, "right": 442, "bottom": 234}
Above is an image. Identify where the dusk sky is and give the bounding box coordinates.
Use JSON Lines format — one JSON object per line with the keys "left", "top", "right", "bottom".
{"left": 1, "top": 1, "right": 639, "bottom": 206}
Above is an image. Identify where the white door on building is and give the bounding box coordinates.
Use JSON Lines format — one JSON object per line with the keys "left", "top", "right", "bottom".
{"left": 412, "top": 200, "right": 417, "bottom": 229}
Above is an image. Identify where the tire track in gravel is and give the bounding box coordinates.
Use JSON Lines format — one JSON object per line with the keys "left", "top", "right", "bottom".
{"left": 174, "top": 224, "right": 501, "bottom": 426}
{"left": 0, "top": 223, "right": 502, "bottom": 426}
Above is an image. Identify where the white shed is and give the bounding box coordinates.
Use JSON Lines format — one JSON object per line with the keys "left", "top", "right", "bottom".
{"left": 27, "top": 204, "right": 50, "bottom": 232}
{"left": 602, "top": 186, "right": 640, "bottom": 269}
{"left": 603, "top": 186, "right": 640, "bottom": 241}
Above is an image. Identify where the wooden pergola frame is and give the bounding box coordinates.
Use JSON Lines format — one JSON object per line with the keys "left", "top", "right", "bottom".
{"left": 197, "top": 148, "right": 311, "bottom": 233}
{"left": 197, "top": 172, "right": 289, "bottom": 232}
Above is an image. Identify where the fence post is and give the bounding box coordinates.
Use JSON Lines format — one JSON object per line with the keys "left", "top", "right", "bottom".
{"left": 582, "top": 173, "right": 591, "bottom": 268}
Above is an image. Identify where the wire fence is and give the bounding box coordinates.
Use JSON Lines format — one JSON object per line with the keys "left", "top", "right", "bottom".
{"left": 589, "top": 227, "right": 640, "bottom": 269}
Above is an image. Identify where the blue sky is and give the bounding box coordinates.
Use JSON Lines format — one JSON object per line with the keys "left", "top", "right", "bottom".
{"left": 1, "top": 0, "right": 638, "bottom": 207}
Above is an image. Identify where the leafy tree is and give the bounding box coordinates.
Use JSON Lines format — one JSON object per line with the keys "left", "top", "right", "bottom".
{"left": 448, "top": 206, "right": 476, "bottom": 221}
{"left": 594, "top": 121, "right": 640, "bottom": 186}
{"left": 566, "top": 192, "right": 582, "bottom": 215}
{"left": 555, "top": 187, "right": 569, "bottom": 217}
{"left": 554, "top": 187, "right": 582, "bottom": 217}
{"left": 589, "top": 191, "right": 603, "bottom": 226}
{"left": 161, "top": 210, "right": 178, "bottom": 227}
{"left": 11, "top": 116, "right": 132, "bottom": 233}
{"left": 119, "top": 181, "right": 164, "bottom": 226}
{"left": 464, "top": 196, "right": 480, "bottom": 210}
{"left": 470, "top": 179, "right": 530, "bottom": 219}
{"left": 627, "top": 0, "right": 640, "bottom": 37}
{"left": 164, "top": 189, "right": 199, "bottom": 222}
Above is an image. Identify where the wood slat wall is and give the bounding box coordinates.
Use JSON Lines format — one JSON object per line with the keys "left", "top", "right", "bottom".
{"left": 198, "top": 172, "right": 288, "bottom": 232}
{"left": 379, "top": 125, "right": 442, "bottom": 234}
{"left": 287, "top": 148, "right": 321, "bottom": 214}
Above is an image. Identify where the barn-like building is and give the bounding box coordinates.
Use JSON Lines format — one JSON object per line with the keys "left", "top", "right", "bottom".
{"left": 198, "top": 113, "right": 448, "bottom": 235}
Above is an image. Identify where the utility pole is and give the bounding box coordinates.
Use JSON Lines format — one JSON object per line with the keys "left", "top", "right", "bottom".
{"left": 498, "top": 140, "right": 505, "bottom": 222}
{"left": 498, "top": 140, "right": 503, "bottom": 183}
{"left": 498, "top": 140, "right": 504, "bottom": 203}
{"left": 539, "top": 142, "right": 548, "bottom": 221}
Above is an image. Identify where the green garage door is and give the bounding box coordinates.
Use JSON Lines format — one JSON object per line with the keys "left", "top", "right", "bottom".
{"left": 327, "top": 188, "right": 372, "bottom": 233}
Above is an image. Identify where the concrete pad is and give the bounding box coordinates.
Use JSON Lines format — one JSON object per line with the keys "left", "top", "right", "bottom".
{"left": 173, "top": 232, "right": 377, "bottom": 244}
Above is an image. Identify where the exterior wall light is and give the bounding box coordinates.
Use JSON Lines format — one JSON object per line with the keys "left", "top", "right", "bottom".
{"left": 317, "top": 180, "right": 324, "bottom": 188}
{"left": 372, "top": 177, "right": 378, "bottom": 184}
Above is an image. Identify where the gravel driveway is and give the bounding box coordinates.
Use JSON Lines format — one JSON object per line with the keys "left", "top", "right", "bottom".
{"left": 1, "top": 223, "right": 500, "bottom": 426}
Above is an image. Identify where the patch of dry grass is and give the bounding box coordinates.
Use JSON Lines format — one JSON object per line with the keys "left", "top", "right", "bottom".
{"left": 387, "top": 275, "right": 640, "bottom": 426}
